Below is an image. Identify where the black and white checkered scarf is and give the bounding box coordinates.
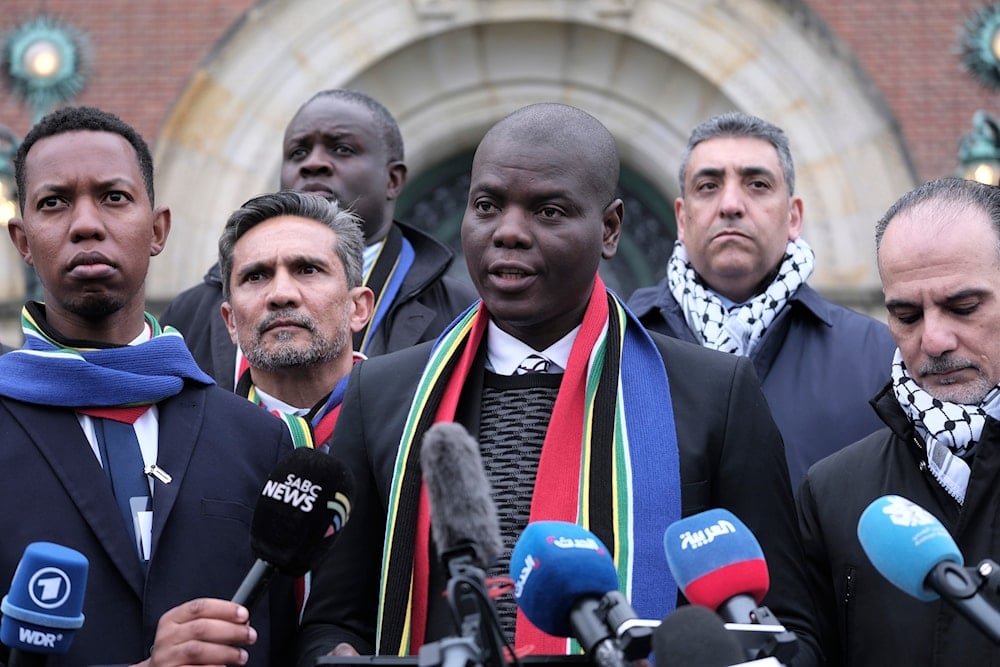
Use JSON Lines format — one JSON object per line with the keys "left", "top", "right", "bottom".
{"left": 891, "top": 349, "right": 1000, "bottom": 504}
{"left": 667, "top": 238, "right": 815, "bottom": 357}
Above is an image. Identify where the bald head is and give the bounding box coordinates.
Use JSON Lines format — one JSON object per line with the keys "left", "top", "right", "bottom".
{"left": 477, "top": 103, "right": 620, "bottom": 205}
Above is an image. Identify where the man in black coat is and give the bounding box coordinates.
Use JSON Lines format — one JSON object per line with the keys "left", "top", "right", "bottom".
{"left": 799, "top": 178, "right": 1000, "bottom": 666}
{"left": 298, "top": 102, "right": 821, "bottom": 666}
{"left": 162, "top": 90, "right": 475, "bottom": 388}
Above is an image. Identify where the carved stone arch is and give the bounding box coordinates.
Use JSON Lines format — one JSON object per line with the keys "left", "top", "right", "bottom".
{"left": 151, "top": 0, "right": 914, "bottom": 310}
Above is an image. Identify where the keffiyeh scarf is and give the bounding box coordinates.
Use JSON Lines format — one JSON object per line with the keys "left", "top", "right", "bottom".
{"left": 891, "top": 349, "right": 1000, "bottom": 504}
{"left": 667, "top": 238, "right": 815, "bottom": 356}
{"left": 376, "top": 277, "right": 681, "bottom": 656}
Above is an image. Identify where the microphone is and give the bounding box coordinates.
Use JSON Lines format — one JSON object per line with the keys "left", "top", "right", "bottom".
{"left": 420, "top": 422, "right": 502, "bottom": 573}
{"left": 231, "top": 447, "right": 355, "bottom": 613}
{"left": 510, "top": 520, "right": 652, "bottom": 667}
{"left": 653, "top": 605, "right": 744, "bottom": 667}
{"left": 857, "top": 494, "right": 1000, "bottom": 643}
{"left": 419, "top": 422, "right": 505, "bottom": 667}
{"left": 1, "top": 542, "right": 88, "bottom": 667}
{"left": 663, "top": 509, "right": 796, "bottom": 663}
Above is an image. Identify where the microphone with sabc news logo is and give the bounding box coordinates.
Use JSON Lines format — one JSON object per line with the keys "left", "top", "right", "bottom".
{"left": 231, "top": 447, "right": 355, "bottom": 613}
{"left": 0, "top": 542, "right": 88, "bottom": 667}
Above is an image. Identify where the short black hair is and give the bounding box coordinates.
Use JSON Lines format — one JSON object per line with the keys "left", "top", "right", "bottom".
{"left": 15, "top": 106, "right": 155, "bottom": 211}
{"left": 484, "top": 103, "right": 620, "bottom": 205}
{"left": 303, "top": 89, "right": 404, "bottom": 162}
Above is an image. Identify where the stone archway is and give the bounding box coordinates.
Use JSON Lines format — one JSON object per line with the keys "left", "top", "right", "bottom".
{"left": 150, "top": 0, "right": 914, "bottom": 310}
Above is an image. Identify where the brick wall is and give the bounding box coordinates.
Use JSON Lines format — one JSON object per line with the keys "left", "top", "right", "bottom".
{"left": 810, "top": 0, "right": 1000, "bottom": 181}
{"left": 0, "top": 1, "right": 993, "bottom": 187}
{"left": 0, "top": 0, "right": 253, "bottom": 144}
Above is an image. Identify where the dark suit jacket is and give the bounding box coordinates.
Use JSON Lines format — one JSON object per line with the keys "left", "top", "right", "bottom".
{"left": 297, "top": 332, "right": 821, "bottom": 666}
{"left": 0, "top": 384, "right": 297, "bottom": 666}
{"left": 161, "top": 222, "right": 477, "bottom": 389}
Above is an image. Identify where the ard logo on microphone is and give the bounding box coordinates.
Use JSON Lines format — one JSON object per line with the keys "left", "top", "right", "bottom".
{"left": 677, "top": 519, "right": 736, "bottom": 550}
{"left": 262, "top": 473, "right": 322, "bottom": 512}
{"left": 28, "top": 566, "right": 73, "bottom": 610}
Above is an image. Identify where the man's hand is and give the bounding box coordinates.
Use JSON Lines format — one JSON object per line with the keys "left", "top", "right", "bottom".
{"left": 329, "top": 642, "right": 361, "bottom": 657}
{"left": 131, "top": 598, "right": 257, "bottom": 667}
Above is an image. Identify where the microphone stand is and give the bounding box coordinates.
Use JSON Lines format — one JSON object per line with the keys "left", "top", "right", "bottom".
{"left": 719, "top": 604, "right": 798, "bottom": 664}
{"left": 418, "top": 545, "right": 513, "bottom": 667}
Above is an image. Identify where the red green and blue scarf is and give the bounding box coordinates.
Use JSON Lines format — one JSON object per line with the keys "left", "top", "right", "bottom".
{"left": 376, "top": 276, "right": 681, "bottom": 656}
{"left": 235, "top": 353, "right": 364, "bottom": 450}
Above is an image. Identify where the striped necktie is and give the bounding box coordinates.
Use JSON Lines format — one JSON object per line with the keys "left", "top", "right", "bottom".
{"left": 79, "top": 406, "right": 152, "bottom": 561}
{"left": 516, "top": 354, "right": 552, "bottom": 375}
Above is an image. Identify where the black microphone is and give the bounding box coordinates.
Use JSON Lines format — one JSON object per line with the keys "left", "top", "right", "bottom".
{"left": 231, "top": 447, "right": 355, "bottom": 613}
{"left": 653, "top": 605, "right": 745, "bottom": 667}
{"left": 1, "top": 542, "right": 88, "bottom": 667}
{"left": 419, "top": 422, "right": 504, "bottom": 667}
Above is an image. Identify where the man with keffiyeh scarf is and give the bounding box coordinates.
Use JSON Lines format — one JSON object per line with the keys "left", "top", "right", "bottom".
{"left": 0, "top": 106, "right": 298, "bottom": 667}
{"left": 628, "top": 112, "right": 894, "bottom": 489}
{"left": 799, "top": 178, "right": 1000, "bottom": 666}
{"left": 297, "top": 103, "right": 822, "bottom": 666}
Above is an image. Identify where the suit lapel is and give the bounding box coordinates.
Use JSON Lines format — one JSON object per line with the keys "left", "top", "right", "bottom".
{"left": 4, "top": 400, "right": 147, "bottom": 597}
{"left": 148, "top": 388, "right": 203, "bottom": 556}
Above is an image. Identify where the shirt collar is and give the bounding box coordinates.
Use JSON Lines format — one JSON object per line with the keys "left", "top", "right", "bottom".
{"left": 362, "top": 240, "right": 384, "bottom": 282}
{"left": 486, "top": 320, "right": 579, "bottom": 375}
{"left": 253, "top": 386, "right": 311, "bottom": 416}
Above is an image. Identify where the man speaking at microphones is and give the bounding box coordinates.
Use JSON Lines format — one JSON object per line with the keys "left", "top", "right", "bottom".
{"left": 0, "top": 107, "right": 300, "bottom": 665}
{"left": 798, "top": 178, "right": 1000, "bottom": 666}
{"left": 297, "top": 103, "right": 821, "bottom": 665}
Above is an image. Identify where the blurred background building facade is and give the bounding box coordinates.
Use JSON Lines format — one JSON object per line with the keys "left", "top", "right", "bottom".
{"left": 1, "top": 0, "right": 997, "bottom": 345}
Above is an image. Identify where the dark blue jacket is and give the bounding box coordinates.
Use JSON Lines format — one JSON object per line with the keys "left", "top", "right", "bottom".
{"left": 628, "top": 280, "right": 895, "bottom": 488}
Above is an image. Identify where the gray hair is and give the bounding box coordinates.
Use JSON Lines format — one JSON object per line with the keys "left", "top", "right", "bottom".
{"left": 219, "top": 190, "right": 364, "bottom": 300}
{"left": 875, "top": 177, "right": 1000, "bottom": 254}
{"left": 677, "top": 111, "right": 796, "bottom": 196}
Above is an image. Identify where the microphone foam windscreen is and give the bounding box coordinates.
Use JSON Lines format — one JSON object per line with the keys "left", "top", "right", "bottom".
{"left": 250, "top": 447, "right": 355, "bottom": 576}
{"left": 653, "top": 605, "right": 745, "bottom": 667}
{"left": 0, "top": 542, "right": 88, "bottom": 655}
{"left": 510, "top": 520, "right": 619, "bottom": 638}
{"left": 420, "top": 422, "right": 502, "bottom": 567}
{"left": 857, "top": 494, "right": 962, "bottom": 601}
{"left": 663, "top": 508, "right": 769, "bottom": 611}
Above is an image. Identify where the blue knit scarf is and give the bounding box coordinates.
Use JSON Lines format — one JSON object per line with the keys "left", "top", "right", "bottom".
{"left": 0, "top": 303, "right": 213, "bottom": 407}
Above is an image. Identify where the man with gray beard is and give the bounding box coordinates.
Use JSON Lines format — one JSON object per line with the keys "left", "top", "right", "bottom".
{"left": 219, "top": 190, "right": 374, "bottom": 449}
{"left": 798, "top": 178, "right": 1000, "bottom": 666}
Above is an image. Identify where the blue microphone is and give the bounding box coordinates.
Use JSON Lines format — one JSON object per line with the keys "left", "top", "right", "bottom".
{"left": 1, "top": 542, "right": 88, "bottom": 666}
{"left": 858, "top": 494, "right": 1000, "bottom": 643}
{"left": 663, "top": 509, "right": 769, "bottom": 621}
{"left": 663, "top": 509, "right": 797, "bottom": 663}
{"left": 510, "top": 521, "right": 651, "bottom": 667}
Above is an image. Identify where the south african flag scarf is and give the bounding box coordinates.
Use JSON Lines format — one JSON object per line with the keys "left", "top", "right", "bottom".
{"left": 376, "top": 276, "right": 681, "bottom": 655}
{"left": 0, "top": 302, "right": 213, "bottom": 406}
